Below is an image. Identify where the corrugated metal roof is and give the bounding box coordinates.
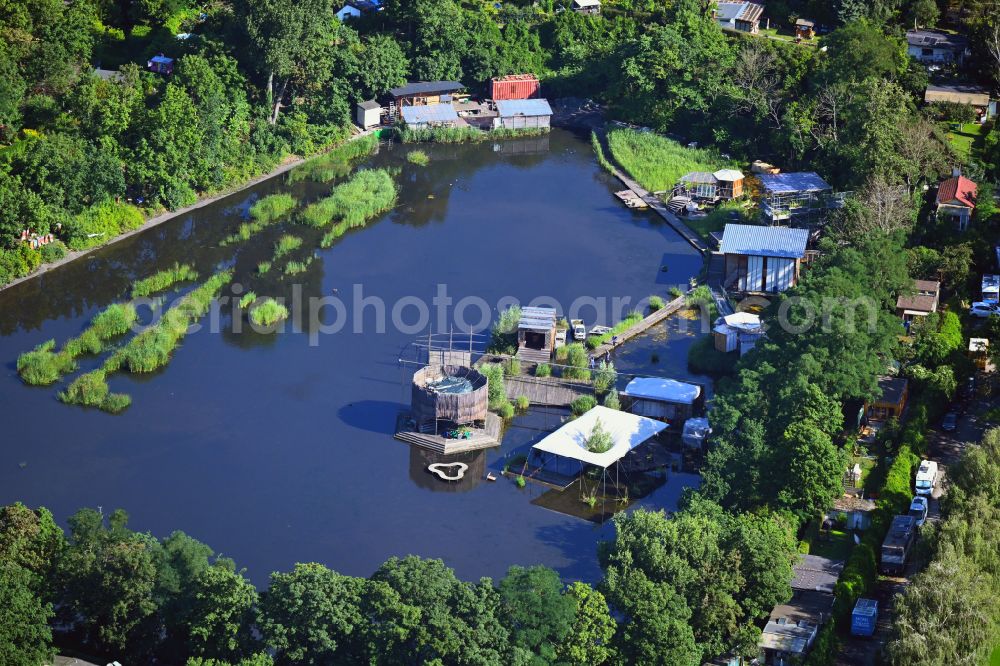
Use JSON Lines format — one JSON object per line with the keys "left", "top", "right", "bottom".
{"left": 390, "top": 81, "right": 463, "bottom": 97}
{"left": 759, "top": 172, "right": 831, "bottom": 194}
{"left": 719, "top": 224, "right": 809, "bottom": 258}
{"left": 400, "top": 104, "right": 459, "bottom": 124}
{"left": 496, "top": 98, "right": 553, "bottom": 118}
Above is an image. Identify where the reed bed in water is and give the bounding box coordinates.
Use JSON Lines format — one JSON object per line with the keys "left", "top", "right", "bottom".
{"left": 131, "top": 263, "right": 198, "bottom": 298}
{"left": 17, "top": 302, "right": 139, "bottom": 385}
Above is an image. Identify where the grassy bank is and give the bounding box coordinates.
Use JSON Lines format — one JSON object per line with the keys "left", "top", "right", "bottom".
{"left": 17, "top": 302, "right": 139, "bottom": 385}
{"left": 288, "top": 134, "right": 379, "bottom": 183}
{"left": 585, "top": 311, "right": 643, "bottom": 350}
{"left": 590, "top": 131, "right": 615, "bottom": 175}
{"left": 607, "top": 128, "right": 738, "bottom": 193}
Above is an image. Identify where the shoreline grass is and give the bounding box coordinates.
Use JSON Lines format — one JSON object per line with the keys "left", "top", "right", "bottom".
{"left": 288, "top": 134, "right": 379, "bottom": 183}
{"left": 591, "top": 131, "right": 615, "bottom": 174}
{"left": 283, "top": 258, "right": 313, "bottom": 275}
{"left": 17, "top": 302, "right": 139, "bottom": 385}
{"left": 273, "top": 235, "right": 303, "bottom": 260}
{"left": 131, "top": 263, "right": 198, "bottom": 298}
{"left": 397, "top": 126, "right": 547, "bottom": 144}
{"left": 607, "top": 128, "right": 738, "bottom": 193}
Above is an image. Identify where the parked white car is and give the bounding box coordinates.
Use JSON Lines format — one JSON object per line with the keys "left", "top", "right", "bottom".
{"left": 970, "top": 302, "right": 999, "bottom": 318}
{"left": 909, "top": 496, "right": 929, "bottom": 527}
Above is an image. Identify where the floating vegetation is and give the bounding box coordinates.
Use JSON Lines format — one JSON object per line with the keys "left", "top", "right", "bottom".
{"left": 288, "top": 134, "right": 379, "bottom": 183}
{"left": 257, "top": 261, "right": 272, "bottom": 274}
{"left": 283, "top": 257, "right": 314, "bottom": 276}
{"left": 16, "top": 302, "right": 138, "bottom": 385}
{"left": 249, "top": 298, "right": 289, "bottom": 327}
{"left": 301, "top": 169, "right": 397, "bottom": 229}
{"left": 239, "top": 291, "right": 258, "bottom": 309}
{"left": 273, "top": 235, "right": 303, "bottom": 260}
{"left": 407, "top": 150, "right": 430, "bottom": 166}
{"left": 131, "top": 263, "right": 198, "bottom": 298}
{"left": 248, "top": 193, "right": 297, "bottom": 223}
{"left": 58, "top": 370, "right": 131, "bottom": 413}
{"left": 103, "top": 270, "right": 232, "bottom": 379}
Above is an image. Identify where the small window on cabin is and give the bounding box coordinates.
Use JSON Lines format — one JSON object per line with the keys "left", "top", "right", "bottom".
{"left": 922, "top": 48, "right": 933, "bottom": 56}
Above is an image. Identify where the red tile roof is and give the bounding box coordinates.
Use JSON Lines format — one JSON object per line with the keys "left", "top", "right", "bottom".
{"left": 937, "top": 175, "right": 977, "bottom": 208}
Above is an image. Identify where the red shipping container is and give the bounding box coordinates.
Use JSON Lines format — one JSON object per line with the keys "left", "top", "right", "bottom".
{"left": 491, "top": 74, "right": 540, "bottom": 100}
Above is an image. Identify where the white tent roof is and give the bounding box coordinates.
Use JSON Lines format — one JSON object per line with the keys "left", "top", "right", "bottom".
{"left": 713, "top": 169, "right": 744, "bottom": 181}
{"left": 531, "top": 406, "right": 666, "bottom": 468}
{"left": 622, "top": 377, "right": 701, "bottom": 405}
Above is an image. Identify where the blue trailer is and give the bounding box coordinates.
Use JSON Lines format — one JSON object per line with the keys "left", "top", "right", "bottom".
{"left": 851, "top": 598, "right": 879, "bottom": 637}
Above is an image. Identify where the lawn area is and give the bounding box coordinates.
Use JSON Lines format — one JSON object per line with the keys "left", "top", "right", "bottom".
{"left": 851, "top": 456, "right": 877, "bottom": 489}
{"left": 944, "top": 122, "right": 987, "bottom": 162}
{"left": 607, "top": 128, "right": 738, "bottom": 193}
{"left": 808, "top": 528, "right": 855, "bottom": 561}
{"left": 989, "top": 644, "right": 1000, "bottom": 666}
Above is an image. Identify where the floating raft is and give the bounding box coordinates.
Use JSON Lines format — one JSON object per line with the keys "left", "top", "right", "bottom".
{"left": 614, "top": 190, "right": 649, "bottom": 209}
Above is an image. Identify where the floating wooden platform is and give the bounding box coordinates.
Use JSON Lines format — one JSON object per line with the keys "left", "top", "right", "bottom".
{"left": 615, "top": 189, "right": 649, "bottom": 209}
{"left": 394, "top": 412, "right": 503, "bottom": 454}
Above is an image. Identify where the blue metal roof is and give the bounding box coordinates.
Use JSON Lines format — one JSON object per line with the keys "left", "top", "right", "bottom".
{"left": 758, "top": 172, "right": 831, "bottom": 194}
{"left": 149, "top": 55, "right": 174, "bottom": 64}
{"left": 719, "top": 223, "right": 808, "bottom": 258}
{"left": 400, "top": 104, "right": 459, "bottom": 124}
{"left": 496, "top": 99, "right": 553, "bottom": 118}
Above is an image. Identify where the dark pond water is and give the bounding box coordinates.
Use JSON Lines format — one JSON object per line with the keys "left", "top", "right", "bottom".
{"left": 0, "top": 129, "right": 706, "bottom": 585}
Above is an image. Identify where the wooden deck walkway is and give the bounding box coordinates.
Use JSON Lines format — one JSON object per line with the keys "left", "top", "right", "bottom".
{"left": 394, "top": 412, "right": 503, "bottom": 454}
{"left": 505, "top": 375, "right": 594, "bottom": 407}
{"left": 589, "top": 294, "right": 687, "bottom": 358}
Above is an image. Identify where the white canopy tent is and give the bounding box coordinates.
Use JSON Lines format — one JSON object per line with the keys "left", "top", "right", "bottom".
{"left": 621, "top": 377, "right": 701, "bottom": 405}
{"left": 531, "top": 406, "right": 667, "bottom": 468}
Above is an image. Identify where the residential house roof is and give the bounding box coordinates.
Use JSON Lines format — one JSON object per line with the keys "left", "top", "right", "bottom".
{"left": 906, "top": 29, "right": 969, "bottom": 51}
{"left": 924, "top": 82, "right": 991, "bottom": 106}
{"left": 937, "top": 175, "right": 977, "bottom": 208}
{"left": 400, "top": 104, "right": 459, "bottom": 125}
{"left": 495, "top": 98, "right": 553, "bottom": 117}
{"left": 758, "top": 172, "right": 832, "bottom": 195}
{"left": 390, "top": 81, "right": 464, "bottom": 97}
{"left": 792, "top": 554, "right": 844, "bottom": 593}
{"left": 716, "top": 1, "right": 763, "bottom": 23}
{"left": 679, "top": 171, "right": 718, "bottom": 184}
{"left": 875, "top": 376, "right": 908, "bottom": 406}
{"left": 896, "top": 279, "right": 940, "bottom": 314}
{"left": 713, "top": 169, "right": 744, "bottom": 181}
{"left": 719, "top": 224, "right": 809, "bottom": 259}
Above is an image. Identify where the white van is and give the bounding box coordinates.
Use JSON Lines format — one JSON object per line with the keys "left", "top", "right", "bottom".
{"left": 915, "top": 459, "right": 938, "bottom": 496}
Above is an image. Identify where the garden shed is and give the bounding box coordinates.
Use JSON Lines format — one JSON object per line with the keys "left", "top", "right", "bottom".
{"left": 494, "top": 99, "right": 553, "bottom": 130}
{"left": 356, "top": 100, "right": 381, "bottom": 129}
{"left": 713, "top": 311, "right": 764, "bottom": 354}
{"left": 516, "top": 307, "right": 557, "bottom": 363}
{"left": 866, "top": 376, "right": 908, "bottom": 422}
{"left": 895, "top": 279, "right": 939, "bottom": 321}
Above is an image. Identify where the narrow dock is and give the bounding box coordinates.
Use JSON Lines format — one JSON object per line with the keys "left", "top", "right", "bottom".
{"left": 613, "top": 169, "right": 709, "bottom": 253}
{"left": 589, "top": 294, "right": 687, "bottom": 358}
{"left": 504, "top": 375, "right": 594, "bottom": 407}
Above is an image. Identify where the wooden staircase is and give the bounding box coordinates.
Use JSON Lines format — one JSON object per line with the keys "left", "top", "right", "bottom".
{"left": 516, "top": 346, "right": 552, "bottom": 364}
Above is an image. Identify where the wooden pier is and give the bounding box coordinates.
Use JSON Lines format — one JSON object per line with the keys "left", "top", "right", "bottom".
{"left": 613, "top": 169, "right": 709, "bottom": 253}
{"left": 589, "top": 294, "right": 687, "bottom": 358}
{"left": 504, "top": 374, "right": 594, "bottom": 407}
{"left": 614, "top": 189, "right": 648, "bottom": 209}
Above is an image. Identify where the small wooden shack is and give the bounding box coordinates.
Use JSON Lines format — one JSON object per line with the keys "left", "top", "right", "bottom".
{"left": 390, "top": 81, "right": 465, "bottom": 108}
{"left": 713, "top": 312, "right": 764, "bottom": 355}
{"left": 516, "top": 307, "right": 557, "bottom": 363}
{"left": 866, "top": 376, "right": 908, "bottom": 422}
{"left": 720, "top": 224, "right": 809, "bottom": 293}
{"left": 895, "top": 279, "right": 940, "bottom": 322}
{"left": 714, "top": 169, "right": 745, "bottom": 199}
{"left": 621, "top": 377, "right": 703, "bottom": 426}
{"left": 795, "top": 18, "right": 816, "bottom": 40}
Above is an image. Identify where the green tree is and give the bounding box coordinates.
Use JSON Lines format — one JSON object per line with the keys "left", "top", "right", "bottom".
{"left": 499, "top": 565, "right": 576, "bottom": 664}
{"left": 258, "top": 562, "right": 364, "bottom": 665}
{"left": 777, "top": 423, "right": 847, "bottom": 520}
{"left": 356, "top": 34, "right": 409, "bottom": 100}
{"left": 556, "top": 582, "right": 616, "bottom": 666}
{"left": 0, "top": 562, "right": 54, "bottom": 666}
{"left": 181, "top": 563, "right": 259, "bottom": 661}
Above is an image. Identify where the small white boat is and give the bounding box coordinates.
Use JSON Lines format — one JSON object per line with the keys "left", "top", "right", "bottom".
{"left": 588, "top": 325, "right": 612, "bottom": 336}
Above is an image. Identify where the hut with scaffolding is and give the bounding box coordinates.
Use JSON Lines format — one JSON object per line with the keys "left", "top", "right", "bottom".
{"left": 521, "top": 406, "right": 667, "bottom": 511}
